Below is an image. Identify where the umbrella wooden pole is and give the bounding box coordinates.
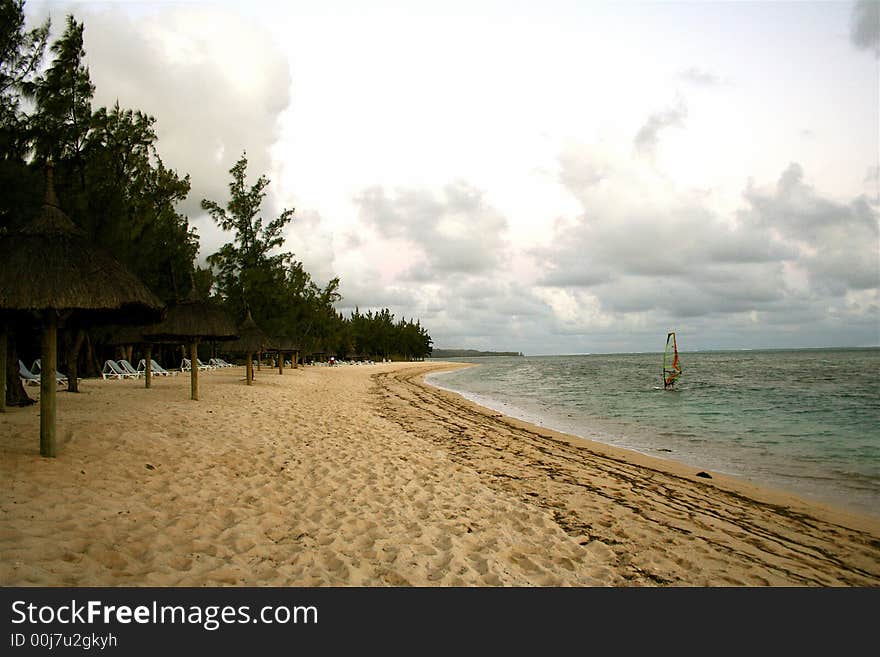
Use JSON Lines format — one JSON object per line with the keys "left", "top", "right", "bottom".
{"left": 144, "top": 344, "right": 153, "bottom": 389}
{"left": 257, "top": 352, "right": 262, "bottom": 371}
{"left": 0, "top": 322, "right": 7, "bottom": 413}
{"left": 40, "top": 312, "right": 57, "bottom": 457}
{"left": 246, "top": 351, "right": 253, "bottom": 385}
{"left": 278, "top": 352, "right": 283, "bottom": 375}
{"left": 189, "top": 340, "right": 199, "bottom": 400}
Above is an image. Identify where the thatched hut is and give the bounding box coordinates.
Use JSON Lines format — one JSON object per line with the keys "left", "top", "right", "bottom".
{"left": 0, "top": 167, "right": 164, "bottom": 455}
{"left": 142, "top": 285, "right": 237, "bottom": 400}
{"left": 225, "top": 309, "right": 271, "bottom": 386}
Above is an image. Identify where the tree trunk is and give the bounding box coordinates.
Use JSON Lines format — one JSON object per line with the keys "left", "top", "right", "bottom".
{"left": 83, "top": 331, "right": 100, "bottom": 379}
{"left": 65, "top": 327, "right": 85, "bottom": 393}
{"left": 246, "top": 351, "right": 253, "bottom": 386}
{"left": 5, "top": 327, "right": 34, "bottom": 407}
{"left": 40, "top": 311, "right": 58, "bottom": 457}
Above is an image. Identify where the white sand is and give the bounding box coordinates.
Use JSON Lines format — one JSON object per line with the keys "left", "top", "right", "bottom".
{"left": 1, "top": 361, "right": 877, "bottom": 586}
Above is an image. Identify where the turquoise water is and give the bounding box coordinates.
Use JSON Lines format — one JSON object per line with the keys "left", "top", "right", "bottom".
{"left": 425, "top": 348, "right": 880, "bottom": 519}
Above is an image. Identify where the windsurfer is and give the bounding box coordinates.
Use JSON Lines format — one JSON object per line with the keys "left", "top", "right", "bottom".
{"left": 662, "top": 331, "right": 682, "bottom": 389}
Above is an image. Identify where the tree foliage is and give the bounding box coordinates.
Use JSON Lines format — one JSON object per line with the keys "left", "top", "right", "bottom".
{"left": 202, "top": 152, "right": 295, "bottom": 321}
{"left": 0, "top": 0, "right": 49, "bottom": 161}
{"left": 2, "top": 1, "right": 434, "bottom": 405}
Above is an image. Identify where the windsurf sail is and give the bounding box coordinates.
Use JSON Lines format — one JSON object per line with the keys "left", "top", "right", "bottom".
{"left": 662, "top": 331, "right": 682, "bottom": 389}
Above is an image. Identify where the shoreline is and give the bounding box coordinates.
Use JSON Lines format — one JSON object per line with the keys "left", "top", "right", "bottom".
{"left": 422, "top": 362, "right": 880, "bottom": 525}
{"left": 2, "top": 360, "right": 878, "bottom": 586}
{"left": 376, "top": 362, "right": 880, "bottom": 584}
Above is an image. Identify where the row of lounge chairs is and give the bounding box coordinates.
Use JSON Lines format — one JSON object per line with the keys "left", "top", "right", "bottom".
{"left": 101, "top": 359, "right": 178, "bottom": 380}
{"left": 180, "top": 357, "right": 234, "bottom": 371}
{"left": 19, "top": 360, "right": 68, "bottom": 387}
{"left": 19, "top": 357, "right": 237, "bottom": 386}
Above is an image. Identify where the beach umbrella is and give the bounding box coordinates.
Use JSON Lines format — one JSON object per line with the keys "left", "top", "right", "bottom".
{"left": 225, "top": 308, "right": 271, "bottom": 386}
{"left": 0, "top": 166, "right": 164, "bottom": 455}
{"left": 142, "top": 283, "right": 238, "bottom": 400}
{"left": 272, "top": 334, "right": 301, "bottom": 373}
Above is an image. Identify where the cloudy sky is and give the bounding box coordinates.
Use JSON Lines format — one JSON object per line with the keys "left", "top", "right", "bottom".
{"left": 25, "top": 0, "right": 880, "bottom": 354}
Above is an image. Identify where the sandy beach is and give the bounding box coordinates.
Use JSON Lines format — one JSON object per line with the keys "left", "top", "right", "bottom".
{"left": 1, "top": 360, "right": 878, "bottom": 587}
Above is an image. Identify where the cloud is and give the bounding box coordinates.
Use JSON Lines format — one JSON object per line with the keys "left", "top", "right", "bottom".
{"left": 742, "top": 163, "right": 880, "bottom": 294}
{"left": 850, "top": 0, "right": 880, "bottom": 57}
{"left": 529, "top": 142, "right": 879, "bottom": 349}
{"left": 70, "top": 4, "right": 291, "bottom": 224}
{"left": 353, "top": 181, "right": 509, "bottom": 278}
{"left": 25, "top": 1, "right": 875, "bottom": 354}
{"left": 633, "top": 98, "right": 688, "bottom": 158}
{"left": 677, "top": 67, "right": 722, "bottom": 86}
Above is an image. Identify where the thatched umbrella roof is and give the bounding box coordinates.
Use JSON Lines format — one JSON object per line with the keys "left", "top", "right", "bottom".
{"left": 142, "top": 283, "right": 237, "bottom": 400}
{"left": 272, "top": 335, "right": 301, "bottom": 352}
{"left": 225, "top": 308, "right": 270, "bottom": 386}
{"left": 0, "top": 170, "right": 164, "bottom": 325}
{"left": 0, "top": 166, "right": 164, "bottom": 455}
{"left": 226, "top": 309, "right": 271, "bottom": 354}
{"left": 142, "top": 287, "right": 238, "bottom": 343}
{"left": 270, "top": 334, "right": 302, "bottom": 372}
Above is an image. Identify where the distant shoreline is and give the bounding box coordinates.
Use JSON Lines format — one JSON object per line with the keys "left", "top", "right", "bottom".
{"left": 430, "top": 349, "right": 524, "bottom": 358}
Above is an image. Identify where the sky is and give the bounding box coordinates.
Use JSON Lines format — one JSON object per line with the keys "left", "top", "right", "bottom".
{"left": 24, "top": 0, "right": 880, "bottom": 354}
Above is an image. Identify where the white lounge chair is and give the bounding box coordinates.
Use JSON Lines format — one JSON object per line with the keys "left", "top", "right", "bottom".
{"left": 30, "top": 358, "right": 69, "bottom": 384}
{"left": 116, "top": 359, "right": 142, "bottom": 378}
{"left": 209, "top": 358, "right": 233, "bottom": 368}
{"left": 181, "top": 357, "right": 211, "bottom": 371}
{"left": 197, "top": 358, "right": 213, "bottom": 370}
{"left": 102, "top": 359, "right": 137, "bottom": 380}
{"left": 19, "top": 360, "right": 41, "bottom": 386}
{"left": 137, "top": 359, "right": 177, "bottom": 376}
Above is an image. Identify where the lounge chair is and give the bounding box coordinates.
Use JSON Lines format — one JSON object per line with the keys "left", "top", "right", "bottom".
{"left": 209, "top": 358, "right": 233, "bottom": 368}
{"left": 116, "top": 359, "right": 142, "bottom": 378}
{"left": 19, "top": 360, "right": 41, "bottom": 386}
{"left": 102, "top": 359, "right": 137, "bottom": 380}
{"left": 30, "top": 358, "right": 69, "bottom": 384}
{"left": 197, "top": 358, "right": 213, "bottom": 370}
{"left": 181, "top": 358, "right": 211, "bottom": 371}
{"left": 137, "top": 359, "right": 177, "bottom": 376}
{"left": 180, "top": 357, "right": 210, "bottom": 371}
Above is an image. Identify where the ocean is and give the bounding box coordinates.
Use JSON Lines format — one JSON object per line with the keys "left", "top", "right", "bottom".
{"left": 425, "top": 348, "right": 880, "bottom": 520}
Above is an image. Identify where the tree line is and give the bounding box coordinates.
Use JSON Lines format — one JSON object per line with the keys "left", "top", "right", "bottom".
{"left": 1, "top": 1, "right": 432, "bottom": 403}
